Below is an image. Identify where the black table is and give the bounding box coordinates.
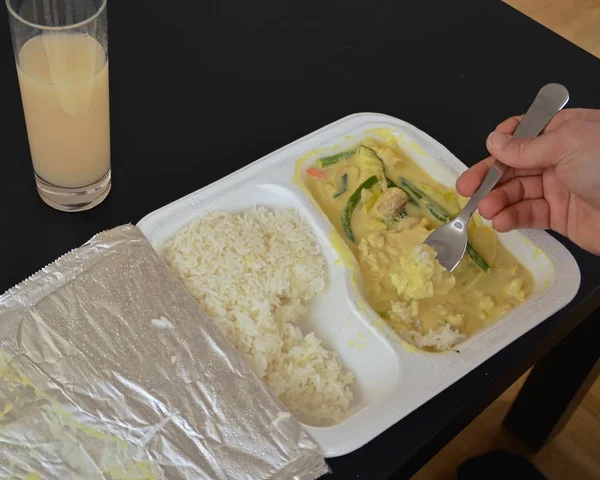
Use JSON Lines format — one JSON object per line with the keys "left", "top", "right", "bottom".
{"left": 2, "top": 1, "right": 600, "bottom": 478}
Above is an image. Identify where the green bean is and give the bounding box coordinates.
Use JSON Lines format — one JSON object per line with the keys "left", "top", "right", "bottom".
{"left": 398, "top": 177, "right": 491, "bottom": 272}
{"left": 315, "top": 150, "right": 355, "bottom": 168}
{"left": 341, "top": 175, "right": 379, "bottom": 242}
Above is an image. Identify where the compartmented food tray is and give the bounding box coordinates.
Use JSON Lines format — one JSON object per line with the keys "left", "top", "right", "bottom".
{"left": 137, "top": 113, "right": 581, "bottom": 457}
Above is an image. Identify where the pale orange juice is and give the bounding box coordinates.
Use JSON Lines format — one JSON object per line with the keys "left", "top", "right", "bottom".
{"left": 17, "top": 33, "right": 110, "bottom": 188}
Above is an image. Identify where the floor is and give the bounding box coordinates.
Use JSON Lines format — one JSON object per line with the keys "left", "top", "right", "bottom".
{"left": 412, "top": 2, "right": 600, "bottom": 479}
{"left": 504, "top": 0, "right": 600, "bottom": 59}
{"left": 411, "top": 373, "right": 600, "bottom": 480}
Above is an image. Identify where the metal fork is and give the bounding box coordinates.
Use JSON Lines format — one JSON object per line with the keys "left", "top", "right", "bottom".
{"left": 424, "top": 83, "right": 570, "bottom": 272}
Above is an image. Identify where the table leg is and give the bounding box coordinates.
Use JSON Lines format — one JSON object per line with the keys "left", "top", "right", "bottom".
{"left": 503, "top": 307, "right": 600, "bottom": 451}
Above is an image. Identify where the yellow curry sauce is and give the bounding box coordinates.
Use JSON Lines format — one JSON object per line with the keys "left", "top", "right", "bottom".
{"left": 304, "top": 137, "right": 533, "bottom": 352}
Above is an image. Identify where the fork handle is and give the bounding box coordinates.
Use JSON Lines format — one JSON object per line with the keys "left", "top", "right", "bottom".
{"left": 457, "top": 83, "right": 570, "bottom": 223}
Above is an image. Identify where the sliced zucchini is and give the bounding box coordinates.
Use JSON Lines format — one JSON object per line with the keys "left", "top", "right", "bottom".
{"left": 316, "top": 150, "right": 355, "bottom": 168}
{"left": 356, "top": 145, "right": 386, "bottom": 174}
{"left": 333, "top": 173, "right": 348, "bottom": 198}
{"left": 363, "top": 184, "right": 382, "bottom": 212}
{"left": 341, "top": 175, "right": 379, "bottom": 242}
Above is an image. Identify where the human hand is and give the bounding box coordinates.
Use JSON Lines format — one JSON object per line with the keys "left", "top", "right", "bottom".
{"left": 456, "top": 108, "right": 600, "bottom": 255}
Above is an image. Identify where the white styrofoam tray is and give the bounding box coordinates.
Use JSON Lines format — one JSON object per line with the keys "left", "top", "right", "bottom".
{"left": 137, "top": 113, "right": 581, "bottom": 458}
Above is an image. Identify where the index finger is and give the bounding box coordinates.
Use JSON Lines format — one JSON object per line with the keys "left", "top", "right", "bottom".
{"left": 456, "top": 114, "right": 524, "bottom": 197}
{"left": 456, "top": 157, "right": 495, "bottom": 197}
{"left": 495, "top": 115, "right": 524, "bottom": 135}
{"left": 497, "top": 109, "right": 586, "bottom": 137}
{"left": 456, "top": 156, "right": 543, "bottom": 197}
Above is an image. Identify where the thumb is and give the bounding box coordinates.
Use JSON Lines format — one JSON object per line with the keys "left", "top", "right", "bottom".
{"left": 486, "top": 130, "right": 564, "bottom": 169}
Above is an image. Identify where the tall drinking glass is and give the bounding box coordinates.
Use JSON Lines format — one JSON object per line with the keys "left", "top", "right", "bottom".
{"left": 6, "top": 0, "right": 110, "bottom": 212}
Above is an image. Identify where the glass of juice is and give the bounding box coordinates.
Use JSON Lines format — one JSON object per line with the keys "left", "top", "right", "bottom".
{"left": 6, "top": 0, "right": 110, "bottom": 212}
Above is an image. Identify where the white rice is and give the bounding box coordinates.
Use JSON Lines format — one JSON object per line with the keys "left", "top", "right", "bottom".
{"left": 162, "top": 206, "right": 354, "bottom": 426}
{"left": 405, "top": 324, "right": 466, "bottom": 351}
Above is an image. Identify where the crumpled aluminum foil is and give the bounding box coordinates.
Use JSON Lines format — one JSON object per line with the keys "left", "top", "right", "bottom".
{"left": 0, "top": 224, "right": 329, "bottom": 480}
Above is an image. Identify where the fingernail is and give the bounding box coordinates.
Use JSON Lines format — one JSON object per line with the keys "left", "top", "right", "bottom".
{"left": 487, "top": 132, "right": 510, "bottom": 150}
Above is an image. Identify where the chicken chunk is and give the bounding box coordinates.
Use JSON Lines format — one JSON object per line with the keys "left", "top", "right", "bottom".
{"left": 374, "top": 187, "right": 409, "bottom": 219}
{"left": 505, "top": 277, "right": 526, "bottom": 301}
{"left": 478, "top": 295, "right": 496, "bottom": 312}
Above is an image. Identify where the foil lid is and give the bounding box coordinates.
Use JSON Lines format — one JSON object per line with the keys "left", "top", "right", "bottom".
{"left": 0, "top": 225, "right": 329, "bottom": 479}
